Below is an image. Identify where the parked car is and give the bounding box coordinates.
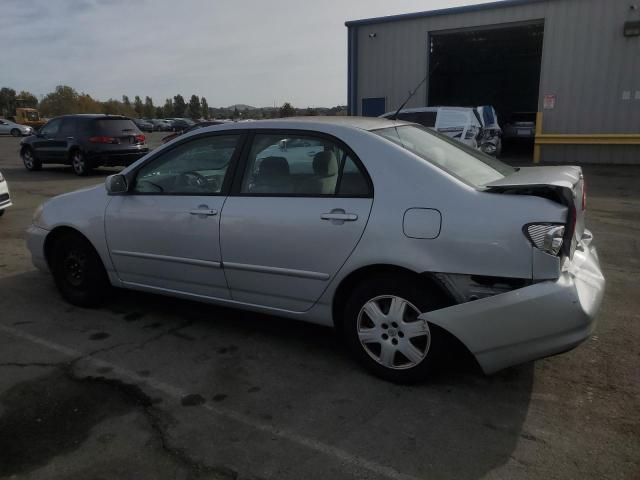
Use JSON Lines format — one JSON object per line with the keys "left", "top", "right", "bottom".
{"left": 380, "top": 107, "right": 482, "bottom": 149}
{"left": 161, "top": 120, "right": 226, "bottom": 144}
{"left": 475, "top": 105, "right": 502, "bottom": 157}
{"left": 20, "top": 114, "right": 148, "bottom": 176}
{"left": 0, "top": 170, "right": 11, "bottom": 217}
{"left": 132, "top": 118, "right": 154, "bottom": 132}
{"left": 149, "top": 119, "right": 173, "bottom": 131}
{"left": 503, "top": 111, "right": 537, "bottom": 140}
{"left": 0, "top": 118, "right": 34, "bottom": 137}
{"left": 26, "top": 117, "right": 604, "bottom": 383}
{"left": 167, "top": 118, "right": 197, "bottom": 132}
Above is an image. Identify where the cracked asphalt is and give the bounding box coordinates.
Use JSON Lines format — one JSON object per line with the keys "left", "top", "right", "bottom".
{"left": 0, "top": 134, "right": 639, "bottom": 479}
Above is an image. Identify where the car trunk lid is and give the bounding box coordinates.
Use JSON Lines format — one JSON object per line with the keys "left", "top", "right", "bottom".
{"left": 484, "top": 166, "right": 586, "bottom": 256}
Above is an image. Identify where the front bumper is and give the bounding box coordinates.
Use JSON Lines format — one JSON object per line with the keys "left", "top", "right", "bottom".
{"left": 420, "top": 236, "right": 605, "bottom": 374}
{"left": 26, "top": 224, "right": 50, "bottom": 272}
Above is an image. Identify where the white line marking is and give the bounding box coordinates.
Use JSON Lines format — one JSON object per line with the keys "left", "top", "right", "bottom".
{"left": 0, "top": 324, "right": 422, "bottom": 480}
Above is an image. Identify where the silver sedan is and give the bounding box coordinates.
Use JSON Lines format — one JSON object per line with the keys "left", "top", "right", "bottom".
{"left": 0, "top": 118, "right": 33, "bottom": 136}
{"left": 25, "top": 117, "right": 605, "bottom": 382}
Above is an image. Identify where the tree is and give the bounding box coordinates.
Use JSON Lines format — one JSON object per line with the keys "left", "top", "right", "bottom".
{"left": 77, "top": 93, "right": 102, "bottom": 113}
{"left": 233, "top": 106, "right": 239, "bottom": 119}
{"left": 39, "top": 85, "right": 79, "bottom": 116}
{"left": 188, "top": 95, "right": 201, "bottom": 119}
{"left": 143, "top": 96, "right": 154, "bottom": 118}
{"left": 279, "top": 102, "right": 295, "bottom": 118}
{"left": 122, "top": 95, "right": 131, "bottom": 108}
{"left": 0, "top": 87, "right": 17, "bottom": 117}
{"left": 133, "top": 95, "right": 143, "bottom": 118}
{"left": 305, "top": 107, "right": 317, "bottom": 116}
{"left": 155, "top": 106, "right": 164, "bottom": 118}
{"left": 173, "top": 94, "right": 186, "bottom": 117}
{"left": 200, "top": 97, "right": 209, "bottom": 119}
{"left": 17, "top": 91, "right": 38, "bottom": 109}
{"left": 163, "top": 98, "right": 173, "bottom": 117}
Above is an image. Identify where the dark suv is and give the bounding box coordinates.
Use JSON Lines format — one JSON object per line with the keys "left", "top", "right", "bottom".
{"left": 20, "top": 114, "right": 149, "bottom": 176}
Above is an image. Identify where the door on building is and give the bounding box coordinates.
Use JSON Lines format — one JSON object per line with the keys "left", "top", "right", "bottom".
{"left": 362, "top": 97, "right": 386, "bottom": 117}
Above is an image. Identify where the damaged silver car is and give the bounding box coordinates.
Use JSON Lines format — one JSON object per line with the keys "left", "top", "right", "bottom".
{"left": 26, "top": 117, "right": 605, "bottom": 382}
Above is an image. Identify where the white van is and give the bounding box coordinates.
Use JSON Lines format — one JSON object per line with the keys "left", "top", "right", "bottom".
{"left": 380, "top": 107, "right": 482, "bottom": 149}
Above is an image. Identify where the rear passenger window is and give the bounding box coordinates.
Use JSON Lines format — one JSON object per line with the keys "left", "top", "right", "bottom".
{"left": 239, "top": 134, "right": 370, "bottom": 197}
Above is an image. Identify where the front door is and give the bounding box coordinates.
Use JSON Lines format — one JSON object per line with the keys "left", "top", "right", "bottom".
{"left": 220, "top": 131, "right": 373, "bottom": 312}
{"left": 105, "top": 133, "right": 243, "bottom": 298}
{"left": 33, "top": 118, "right": 63, "bottom": 162}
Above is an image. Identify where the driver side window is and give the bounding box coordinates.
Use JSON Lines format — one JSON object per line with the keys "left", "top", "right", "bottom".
{"left": 133, "top": 134, "right": 240, "bottom": 195}
{"left": 40, "top": 119, "right": 62, "bottom": 138}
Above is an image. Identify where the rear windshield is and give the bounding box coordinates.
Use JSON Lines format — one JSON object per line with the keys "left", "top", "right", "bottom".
{"left": 374, "top": 125, "right": 514, "bottom": 187}
{"left": 91, "top": 118, "right": 139, "bottom": 135}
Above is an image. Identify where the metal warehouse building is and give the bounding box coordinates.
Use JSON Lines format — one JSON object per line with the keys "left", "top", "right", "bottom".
{"left": 346, "top": 0, "right": 640, "bottom": 164}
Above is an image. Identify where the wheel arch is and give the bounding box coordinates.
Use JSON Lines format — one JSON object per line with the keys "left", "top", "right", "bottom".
{"left": 44, "top": 226, "right": 99, "bottom": 269}
{"left": 331, "top": 264, "right": 457, "bottom": 331}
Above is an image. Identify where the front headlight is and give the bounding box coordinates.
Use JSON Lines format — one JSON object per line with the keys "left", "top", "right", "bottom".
{"left": 0, "top": 172, "right": 4, "bottom": 182}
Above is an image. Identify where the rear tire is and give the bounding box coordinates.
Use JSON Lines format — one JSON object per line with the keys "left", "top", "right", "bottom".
{"left": 10, "top": 128, "right": 21, "bottom": 137}
{"left": 50, "top": 232, "right": 110, "bottom": 307}
{"left": 341, "top": 275, "right": 445, "bottom": 383}
{"left": 22, "top": 147, "right": 42, "bottom": 171}
{"left": 71, "top": 150, "right": 92, "bottom": 176}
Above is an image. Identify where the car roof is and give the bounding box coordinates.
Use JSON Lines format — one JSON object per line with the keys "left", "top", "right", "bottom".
{"left": 54, "top": 114, "right": 132, "bottom": 120}
{"left": 224, "top": 116, "right": 412, "bottom": 131}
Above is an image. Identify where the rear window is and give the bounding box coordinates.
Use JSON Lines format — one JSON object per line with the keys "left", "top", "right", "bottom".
{"left": 396, "top": 111, "right": 437, "bottom": 127}
{"left": 91, "top": 118, "right": 139, "bottom": 135}
{"left": 374, "top": 125, "right": 514, "bottom": 187}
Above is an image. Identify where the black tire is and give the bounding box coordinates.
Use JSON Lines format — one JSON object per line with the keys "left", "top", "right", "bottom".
{"left": 0, "top": 209, "right": 5, "bottom": 217}
{"left": 21, "top": 147, "right": 42, "bottom": 171}
{"left": 341, "top": 274, "right": 446, "bottom": 383}
{"left": 71, "top": 150, "right": 92, "bottom": 176}
{"left": 51, "top": 232, "right": 110, "bottom": 307}
{"left": 10, "top": 128, "right": 21, "bottom": 137}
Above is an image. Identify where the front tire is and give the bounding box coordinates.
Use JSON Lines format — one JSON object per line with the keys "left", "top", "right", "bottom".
{"left": 71, "top": 150, "right": 92, "bottom": 176}
{"left": 22, "top": 147, "right": 42, "bottom": 171}
{"left": 10, "top": 128, "right": 21, "bottom": 137}
{"left": 51, "top": 232, "right": 110, "bottom": 307}
{"left": 342, "top": 275, "right": 445, "bottom": 383}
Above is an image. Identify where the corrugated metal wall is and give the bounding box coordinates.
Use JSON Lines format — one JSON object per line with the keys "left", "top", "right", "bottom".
{"left": 350, "top": 0, "right": 640, "bottom": 164}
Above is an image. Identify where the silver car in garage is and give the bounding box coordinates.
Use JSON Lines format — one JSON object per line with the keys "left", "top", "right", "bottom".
{"left": 26, "top": 117, "right": 604, "bottom": 382}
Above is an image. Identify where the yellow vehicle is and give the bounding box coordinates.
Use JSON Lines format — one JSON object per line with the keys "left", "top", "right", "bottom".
{"left": 12, "top": 108, "right": 46, "bottom": 130}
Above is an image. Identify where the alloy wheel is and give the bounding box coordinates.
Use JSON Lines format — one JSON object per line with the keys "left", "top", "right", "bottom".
{"left": 357, "top": 295, "right": 430, "bottom": 370}
{"left": 23, "top": 150, "right": 34, "bottom": 169}
{"left": 72, "top": 152, "right": 85, "bottom": 175}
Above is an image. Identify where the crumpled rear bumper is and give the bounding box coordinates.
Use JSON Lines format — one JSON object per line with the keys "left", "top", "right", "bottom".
{"left": 419, "top": 235, "right": 605, "bottom": 374}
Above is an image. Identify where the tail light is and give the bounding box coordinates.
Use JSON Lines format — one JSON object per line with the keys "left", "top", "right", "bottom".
{"left": 89, "top": 136, "right": 116, "bottom": 144}
{"left": 524, "top": 223, "right": 565, "bottom": 256}
{"left": 135, "top": 134, "right": 146, "bottom": 143}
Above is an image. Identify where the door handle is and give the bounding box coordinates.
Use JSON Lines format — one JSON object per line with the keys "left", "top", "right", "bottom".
{"left": 189, "top": 209, "right": 218, "bottom": 216}
{"left": 321, "top": 212, "right": 358, "bottom": 221}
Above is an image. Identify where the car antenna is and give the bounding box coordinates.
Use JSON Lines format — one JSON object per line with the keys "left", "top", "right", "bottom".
{"left": 390, "top": 61, "right": 440, "bottom": 120}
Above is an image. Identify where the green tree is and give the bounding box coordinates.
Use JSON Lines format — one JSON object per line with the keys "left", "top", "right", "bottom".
{"left": 122, "top": 95, "right": 131, "bottom": 108}
{"left": 0, "top": 87, "right": 17, "bottom": 117}
{"left": 173, "top": 94, "right": 186, "bottom": 117}
{"left": 155, "top": 106, "right": 164, "bottom": 118}
{"left": 143, "top": 96, "right": 154, "bottom": 118}
{"left": 77, "top": 93, "right": 102, "bottom": 113}
{"left": 39, "top": 85, "right": 79, "bottom": 116}
{"left": 233, "top": 106, "right": 239, "bottom": 119}
{"left": 305, "top": 107, "right": 317, "bottom": 116}
{"left": 279, "top": 102, "right": 295, "bottom": 118}
{"left": 188, "top": 95, "right": 201, "bottom": 119}
{"left": 133, "top": 95, "right": 143, "bottom": 118}
{"left": 163, "top": 98, "right": 174, "bottom": 117}
{"left": 17, "top": 91, "right": 38, "bottom": 109}
{"left": 200, "top": 97, "right": 209, "bottom": 119}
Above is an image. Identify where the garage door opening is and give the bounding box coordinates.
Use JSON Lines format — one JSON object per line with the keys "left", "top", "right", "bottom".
{"left": 428, "top": 22, "right": 544, "bottom": 158}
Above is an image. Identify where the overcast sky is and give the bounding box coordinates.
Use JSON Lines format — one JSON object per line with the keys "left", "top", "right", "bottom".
{"left": 1, "top": 0, "right": 495, "bottom": 107}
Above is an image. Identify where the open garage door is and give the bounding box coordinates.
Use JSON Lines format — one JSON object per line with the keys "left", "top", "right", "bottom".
{"left": 428, "top": 22, "right": 544, "bottom": 156}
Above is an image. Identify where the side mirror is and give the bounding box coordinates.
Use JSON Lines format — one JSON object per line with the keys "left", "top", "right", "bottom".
{"left": 105, "top": 174, "right": 128, "bottom": 195}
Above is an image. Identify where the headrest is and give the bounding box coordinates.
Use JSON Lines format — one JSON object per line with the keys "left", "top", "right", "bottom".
{"left": 259, "top": 156, "right": 289, "bottom": 176}
{"left": 313, "top": 151, "right": 338, "bottom": 177}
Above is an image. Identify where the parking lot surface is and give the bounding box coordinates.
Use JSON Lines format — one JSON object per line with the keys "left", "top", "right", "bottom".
{"left": 0, "top": 134, "right": 638, "bottom": 480}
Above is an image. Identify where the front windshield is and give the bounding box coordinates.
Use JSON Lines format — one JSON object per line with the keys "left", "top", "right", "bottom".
{"left": 374, "top": 125, "right": 514, "bottom": 187}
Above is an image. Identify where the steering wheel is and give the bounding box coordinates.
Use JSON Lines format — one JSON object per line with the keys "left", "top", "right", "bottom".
{"left": 177, "top": 171, "right": 208, "bottom": 190}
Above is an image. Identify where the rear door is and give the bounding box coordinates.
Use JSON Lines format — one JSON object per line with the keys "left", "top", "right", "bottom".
{"left": 220, "top": 131, "right": 373, "bottom": 312}
{"left": 53, "top": 117, "right": 78, "bottom": 162}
